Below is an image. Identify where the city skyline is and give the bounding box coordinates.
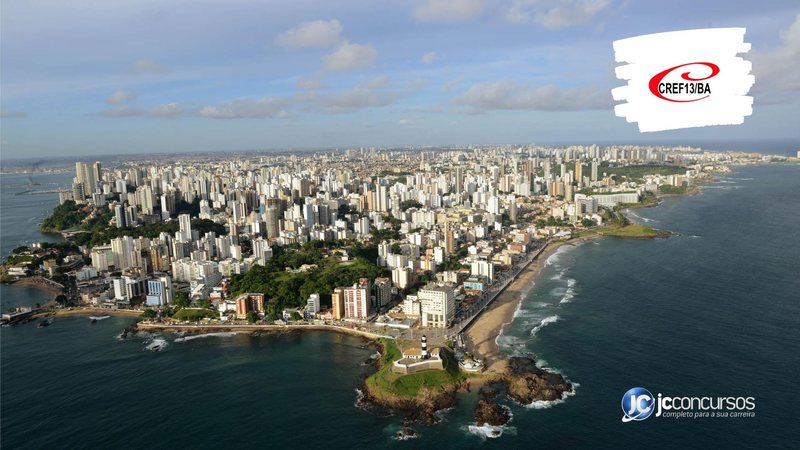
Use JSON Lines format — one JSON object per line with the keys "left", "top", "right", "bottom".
{"left": 2, "top": 0, "right": 799, "bottom": 157}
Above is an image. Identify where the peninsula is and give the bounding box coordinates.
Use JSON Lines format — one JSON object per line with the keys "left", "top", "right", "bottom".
{"left": 4, "top": 145, "right": 793, "bottom": 430}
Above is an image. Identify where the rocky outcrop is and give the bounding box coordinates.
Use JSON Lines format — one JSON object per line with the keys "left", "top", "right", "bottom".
{"left": 503, "top": 356, "right": 573, "bottom": 404}
{"left": 360, "top": 383, "right": 458, "bottom": 425}
{"left": 474, "top": 400, "right": 511, "bottom": 426}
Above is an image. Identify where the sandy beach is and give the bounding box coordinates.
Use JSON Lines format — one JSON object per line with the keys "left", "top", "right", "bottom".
{"left": 7, "top": 277, "right": 63, "bottom": 296}
{"left": 463, "top": 235, "right": 600, "bottom": 374}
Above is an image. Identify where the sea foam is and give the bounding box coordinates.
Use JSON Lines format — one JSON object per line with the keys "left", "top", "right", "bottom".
{"left": 530, "top": 315, "right": 560, "bottom": 337}
{"left": 173, "top": 332, "right": 237, "bottom": 342}
{"left": 523, "top": 382, "right": 579, "bottom": 409}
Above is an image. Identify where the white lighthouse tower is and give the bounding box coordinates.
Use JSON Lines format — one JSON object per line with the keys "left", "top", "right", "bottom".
{"left": 421, "top": 335, "right": 429, "bottom": 360}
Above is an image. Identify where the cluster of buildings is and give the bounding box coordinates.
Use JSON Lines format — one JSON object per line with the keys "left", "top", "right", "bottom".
{"left": 53, "top": 144, "right": 721, "bottom": 326}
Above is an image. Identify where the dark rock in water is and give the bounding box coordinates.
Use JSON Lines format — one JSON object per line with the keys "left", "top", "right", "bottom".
{"left": 504, "top": 356, "right": 573, "bottom": 404}
{"left": 359, "top": 382, "right": 458, "bottom": 425}
{"left": 118, "top": 325, "right": 140, "bottom": 340}
{"left": 396, "top": 422, "right": 418, "bottom": 440}
{"left": 478, "top": 383, "right": 501, "bottom": 401}
{"left": 474, "top": 400, "right": 511, "bottom": 427}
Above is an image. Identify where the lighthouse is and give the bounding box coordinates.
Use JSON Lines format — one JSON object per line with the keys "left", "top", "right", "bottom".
{"left": 421, "top": 335, "right": 429, "bottom": 360}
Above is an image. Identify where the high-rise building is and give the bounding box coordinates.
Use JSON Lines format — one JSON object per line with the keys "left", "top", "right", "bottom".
{"left": 264, "top": 206, "right": 280, "bottom": 239}
{"left": 373, "top": 278, "right": 392, "bottom": 310}
{"left": 575, "top": 160, "right": 583, "bottom": 187}
{"left": 591, "top": 158, "right": 599, "bottom": 182}
{"left": 343, "top": 279, "right": 371, "bottom": 319}
{"left": 444, "top": 221, "right": 456, "bottom": 255}
{"left": 178, "top": 214, "right": 192, "bottom": 241}
{"left": 305, "top": 293, "right": 321, "bottom": 320}
{"left": 92, "top": 161, "right": 102, "bottom": 190}
{"left": 418, "top": 282, "right": 455, "bottom": 328}
{"left": 71, "top": 182, "right": 85, "bottom": 203}
{"left": 235, "top": 293, "right": 265, "bottom": 319}
{"left": 161, "top": 192, "right": 176, "bottom": 219}
{"left": 114, "top": 204, "right": 126, "bottom": 228}
{"left": 331, "top": 287, "right": 345, "bottom": 320}
{"left": 146, "top": 275, "right": 173, "bottom": 306}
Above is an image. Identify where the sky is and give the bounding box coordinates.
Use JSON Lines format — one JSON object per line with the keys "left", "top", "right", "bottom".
{"left": 1, "top": 0, "right": 799, "bottom": 158}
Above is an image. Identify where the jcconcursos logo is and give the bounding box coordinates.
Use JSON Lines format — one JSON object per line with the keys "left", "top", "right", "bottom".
{"left": 621, "top": 387, "right": 655, "bottom": 422}
{"left": 621, "top": 387, "right": 756, "bottom": 422}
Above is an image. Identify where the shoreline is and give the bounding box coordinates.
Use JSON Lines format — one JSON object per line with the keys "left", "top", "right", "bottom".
{"left": 5, "top": 277, "right": 63, "bottom": 296}
{"left": 463, "top": 238, "right": 578, "bottom": 374}
{"left": 35, "top": 308, "right": 144, "bottom": 319}
{"left": 136, "top": 321, "right": 388, "bottom": 340}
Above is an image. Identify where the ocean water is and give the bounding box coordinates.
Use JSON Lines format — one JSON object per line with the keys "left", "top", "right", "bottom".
{"left": 0, "top": 172, "right": 71, "bottom": 310}
{"left": 2, "top": 165, "right": 799, "bottom": 449}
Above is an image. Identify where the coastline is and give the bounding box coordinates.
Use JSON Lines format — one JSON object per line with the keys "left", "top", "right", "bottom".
{"left": 136, "top": 321, "right": 388, "bottom": 340}
{"left": 35, "top": 307, "right": 143, "bottom": 319}
{"left": 6, "top": 276, "right": 63, "bottom": 296}
{"left": 463, "top": 235, "right": 602, "bottom": 375}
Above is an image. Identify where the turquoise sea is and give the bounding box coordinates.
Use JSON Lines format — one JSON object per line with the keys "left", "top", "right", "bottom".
{"left": 1, "top": 165, "right": 799, "bottom": 448}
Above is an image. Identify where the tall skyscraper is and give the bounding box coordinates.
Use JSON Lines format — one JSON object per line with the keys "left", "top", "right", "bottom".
{"left": 264, "top": 206, "right": 280, "bottom": 239}
{"left": 115, "top": 204, "right": 126, "bottom": 228}
{"left": 343, "top": 280, "right": 371, "bottom": 319}
{"left": 444, "top": 221, "right": 455, "bottom": 255}
{"left": 178, "top": 214, "right": 192, "bottom": 241}
{"left": 92, "top": 161, "right": 102, "bottom": 190}
{"left": 331, "top": 287, "right": 345, "bottom": 320}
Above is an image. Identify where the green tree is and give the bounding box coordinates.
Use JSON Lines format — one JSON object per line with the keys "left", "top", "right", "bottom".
{"left": 197, "top": 298, "right": 212, "bottom": 309}
{"left": 173, "top": 292, "right": 190, "bottom": 309}
{"left": 246, "top": 311, "right": 258, "bottom": 323}
{"left": 290, "top": 311, "right": 303, "bottom": 321}
{"left": 399, "top": 200, "right": 422, "bottom": 211}
{"left": 141, "top": 308, "right": 156, "bottom": 319}
{"left": 54, "top": 294, "right": 69, "bottom": 306}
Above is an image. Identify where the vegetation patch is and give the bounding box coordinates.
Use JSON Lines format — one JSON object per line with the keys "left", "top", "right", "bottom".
{"left": 366, "top": 338, "right": 469, "bottom": 399}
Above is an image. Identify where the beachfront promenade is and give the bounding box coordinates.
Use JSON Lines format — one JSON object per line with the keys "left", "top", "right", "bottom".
{"left": 452, "top": 241, "right": 549, "bottom": 336}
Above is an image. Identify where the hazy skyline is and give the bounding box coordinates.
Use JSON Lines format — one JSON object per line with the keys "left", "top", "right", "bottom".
{"left": 2, "top": 0, "right": 799, "bottom": 157}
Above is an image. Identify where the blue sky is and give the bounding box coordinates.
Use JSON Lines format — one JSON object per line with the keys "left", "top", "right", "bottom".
{"left": 1, "top": 0, "right": 799, "bottom": 157}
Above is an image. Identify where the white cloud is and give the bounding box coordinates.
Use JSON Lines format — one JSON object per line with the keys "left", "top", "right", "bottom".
{"left": 453, "top": 81, "right": 610, "bottom": 111}
{"left": 275, "top": 19, "right": 343, "bottom": 48}
{"left": 752, "top": 15, "right": 800, "bottom": 93}
{"left": 359, "top": 74, "right": 391, "bottom": 89}
{"left": 297, "top": 72, "right": 325, "bottom": 90}
{"left": 150, "top": 103, "right": 182, "bottom": 117}
{"left": 99, "top": 107, "right": 146, "bottom": 117}
{"left": 130, "top": 59, "right": 167, "bottom": 74}
{"left": 323, "top": 42, "right": 377, "bottom": 71}
{"left": 316, "top": 89, "right": 398, "bottom": 113}
{"left": 398, "top": 118, "right": 411, "bottom": 125}
{"left": 106, "top": 90, "right": 138, "bottom": 104}
{"left": 198, "top": 97, "right": 290, "bottom": 119}
{"left": 421, "top": 51, "right": 440, "bottom": 64}
{"left": 413, "top": 0, "right": 487, "bottom": 22}
{"left": 504, "top": 0, "right": 610, "bottom": 29}
{"left": 0, "top": 110, "right": 27, "bottom": 118}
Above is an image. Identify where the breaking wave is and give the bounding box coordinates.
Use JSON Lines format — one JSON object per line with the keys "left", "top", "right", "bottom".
{"left": 530, "top": 315, "right": 560, "bottom": 337}
{"left": 144, "top": 337, "right": 167, "bottom": 352}
{"left": 523, "top": 382, "right": 579, "bottom": 409}
{"left": 173, "top": 332, "right": 237, "bottom": 342}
